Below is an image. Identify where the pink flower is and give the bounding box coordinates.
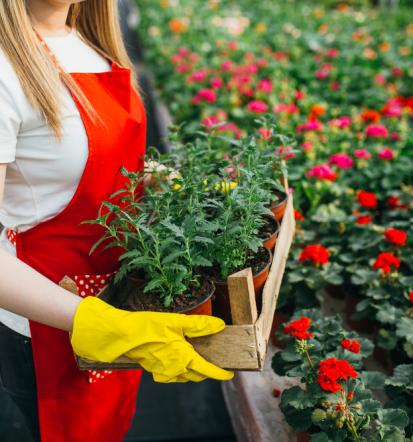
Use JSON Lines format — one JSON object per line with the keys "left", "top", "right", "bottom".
{"left": 273, "top": 103, "right": 299, "bottom": 114}
{"left": 382, "top": 104, "right": 402, "bottom": 118}
{"left": 210, "top": 77, "right": 224, "bottom": 88}
{"left": 315, "top": 63, "right": 332, "bottom": 80}
{"left": 354, "top": 149, "right": 372, "bottom": 160}
{"left": 201, "top": 116, "right": 220, "bottom": 127}
{"left": 374, "top": 74, "right": 386, "bottom": 85}
{"left": 326, "top": 48, "right": 340, "bottom": 58}
{"left": 294, "top": 90, "right": 305, "bottom": 100}
{"left": 296, "top": 120, "right": 322, "bottom": 133}
{"left": 220, "top": 60, "right": 234, "bottom": 72}
{"left": 378, "top": 148, "right": 395, "bottom": 160}
{"left": 178, "top": 47, "right": 190, "bottom": 57}
{"left": 302, "top": 142, "right": 313, "bottom": 152}
{"left": 175, "top": 63, "right": 191, "bottom": 74}
{"left": 330, "top": 81, "right": 341, "bottom": 91}
{"left": 329, "top": 153, "right": 354, "bottom": 169}
{"left": 330, "top": 116, "right": 352, "bottom": 129}
{"left": 192, "top": 88, "right": 217, "bottom": 104}
{"left": 189, "top": 69, "right": 207, "bottom": 82}
{"left": 258, "top": 127, "right": 271, "bottom": 140}
{"left": 247, "top": 100, "right": 268, "bottom": 113}
{"left": 257, "top": 79, "right": 272, "bottom": 94}
{"left": 277, "top": 146, "right": 295, "bottom": 159}
{"left": 307, "top": 164, "right": 337, "bottom": 181}
{"left": 365, "top": 124, "right": 389, "bottom": 138}
{"left": 392, "top": 67, "right": 403, "bottom": 77}
{"left": 228, "top": 41, "right": 238, "bottom": 51}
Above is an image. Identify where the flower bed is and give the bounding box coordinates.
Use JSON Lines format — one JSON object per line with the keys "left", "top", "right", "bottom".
{"left": 135, "top": 0, "right": 412, "bottom": 437}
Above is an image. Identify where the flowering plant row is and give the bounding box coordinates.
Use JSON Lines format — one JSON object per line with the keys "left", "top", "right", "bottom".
{"left": 273, "top": 312, "right": 410, "bottom": 440}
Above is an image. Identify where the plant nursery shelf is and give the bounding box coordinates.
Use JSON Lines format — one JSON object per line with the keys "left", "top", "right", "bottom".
{"left": 60, "top": 193, "right": 295, "bottom": 371}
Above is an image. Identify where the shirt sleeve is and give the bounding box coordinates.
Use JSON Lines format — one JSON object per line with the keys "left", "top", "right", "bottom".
{"left": 0, "top": 59, "right": 21, "bottom": 163}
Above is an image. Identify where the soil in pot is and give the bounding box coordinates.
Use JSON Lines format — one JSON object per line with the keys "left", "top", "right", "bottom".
{"left": 212, "top": 247, "right": 272, "bottom": 324}
{"left": 260, "top": 216, "right": 280, "bottom": 251}
{"left": 103, "top": 276, "right": 215, "bottom": 316}
{"left": 269, "top": 190, "right": 288, "bottom": 221}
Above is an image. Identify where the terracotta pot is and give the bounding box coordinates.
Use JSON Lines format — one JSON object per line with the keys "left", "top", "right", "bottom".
{"left": 269, "top": 191, "right": 288, "bottom": 221}
{"left": 261, "top": 216, "right": 281, "bottom": 251}
{"left": 345, "top": 292, "right": 374, "bottom": 334}
{"left": 212, "top": 248, "right": 273, "bottom": 324}
{"left": 126, "top": 275, "right": 214, "bottom": 316}
{"left": 296, "top": 432, "right": 311, "bottom": 442}
{"left": 270, "top": 312, "right": 291, "bottom": 348}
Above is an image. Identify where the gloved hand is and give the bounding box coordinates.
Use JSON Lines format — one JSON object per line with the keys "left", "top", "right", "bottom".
{"left": 71, "top": 296, "right": 234, "bottom": 383}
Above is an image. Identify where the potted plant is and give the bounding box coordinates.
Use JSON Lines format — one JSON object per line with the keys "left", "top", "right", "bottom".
{"left": 86, "top": 167, "right": 216, "bottom": 315}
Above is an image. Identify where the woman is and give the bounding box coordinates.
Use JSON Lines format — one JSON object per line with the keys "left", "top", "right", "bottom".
{"left": 0, "top": 1, "right": 233, "bottom": 441}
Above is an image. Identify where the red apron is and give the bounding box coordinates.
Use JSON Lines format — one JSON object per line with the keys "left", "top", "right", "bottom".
{"left": 11, "top": 54, "right": 146, "bottom": 440}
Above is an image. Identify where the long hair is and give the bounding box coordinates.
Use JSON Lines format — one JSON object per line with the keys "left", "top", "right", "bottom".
{"left": 0, "top": 1, "right": 137, "bottom": 138}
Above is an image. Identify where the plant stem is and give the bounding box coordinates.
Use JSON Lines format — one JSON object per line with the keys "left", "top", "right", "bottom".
{"left": 305, "top": 349, "right": 315, "bottom": 371}
{"left": 346, "top": 420, "right": 360, "bottom": 442}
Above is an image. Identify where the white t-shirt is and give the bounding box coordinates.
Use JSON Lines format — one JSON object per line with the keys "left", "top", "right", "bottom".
{"left": 0, "top": 29, "right": 111, "bottom": 337}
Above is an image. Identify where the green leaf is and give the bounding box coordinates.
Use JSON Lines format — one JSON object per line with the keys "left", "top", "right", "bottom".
{"left": 377, "top": 409, "right": 409, "bottom": 430}
{"left": 359, "top": 371, "right": 386, "bottom": 390}
{"left": 162, "top": 250, "right": 185, "bottom": 265}
{"left": 143, "top": 278, "right": 165, "bottom": 294}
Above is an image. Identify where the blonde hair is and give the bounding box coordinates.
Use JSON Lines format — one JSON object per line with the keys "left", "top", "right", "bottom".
{"left": 0, "top": 0, "right": 138, "bottom": 138}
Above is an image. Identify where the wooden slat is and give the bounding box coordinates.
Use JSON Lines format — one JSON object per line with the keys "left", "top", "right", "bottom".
{"left": 228, "top": 268, "right": 257, "bottom": 325}
{"left": 76, "top": 325, "right": 260, "bottom": 371}
{"left": 255, "top": 194, "right": 295, "bottom": 366}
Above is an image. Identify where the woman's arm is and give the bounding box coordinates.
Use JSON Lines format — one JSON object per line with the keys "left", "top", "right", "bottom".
{"left": 0, "top": 164, "right": 80, "bottom": 331}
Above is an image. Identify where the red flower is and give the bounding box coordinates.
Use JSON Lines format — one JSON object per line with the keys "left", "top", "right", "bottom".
{"left": 341, "top": 339, "right": 361, "bottom": 354}
{"left": 357, "top": 190, "right": 378, "bottom": 209}
{"left": 294, "top": 210, "right": 304, "bottom": 221}
{"left": 356, "top": 215, "right": 372, "bottom": 225}
{"left": 317, "top": 358, "right": 358, "bottom": 393}
{"left": 299, "top": 244, "right": 330, "bottom": 265}
{"left": 347, "top": 392, "right": 354, "bottom": 400}
{"left": 387, "top": 196, "right": 408, "bottom": 211}
{"left": 283, "top": 317, "right": 313, "bottom": 340}
{"left": 373, "top": 252, "right": 400, "bottom": 274}
{"left": 409, "top": 291, "right": 413, "bottom": 303}
{"left": 272, "top": 388, "right": 281, "bottom": 398}
{"left": 385, "top": 228, "right": 407, "bottom": 246}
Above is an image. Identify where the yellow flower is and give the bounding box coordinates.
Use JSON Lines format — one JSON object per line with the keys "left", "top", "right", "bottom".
{"left": 255, "top": 23, "right": 267, "bottom": 34}
{"left": 399, "top": 46, "right": 411, "bottom": 56}
{"left": 215, "top": 181, "right": 238, "bottom": 192}
{"left": 172, "top": 183, "right": 182, "bottom": 191}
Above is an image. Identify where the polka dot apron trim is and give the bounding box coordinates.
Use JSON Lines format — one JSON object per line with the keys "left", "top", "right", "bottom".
{"left": 7, "top": 228, "right": 116, "bottom": 384}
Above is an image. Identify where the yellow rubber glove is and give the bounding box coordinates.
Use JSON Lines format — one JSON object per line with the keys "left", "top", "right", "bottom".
{"left": 71, "top": 296, "right": 234, "bottom": 383}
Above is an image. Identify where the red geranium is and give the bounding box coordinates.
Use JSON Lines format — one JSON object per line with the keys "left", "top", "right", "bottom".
{"left": 299, "top": 244, "right": 329, "bottom": 265}
{"left": 357, "top": 190, "right": 378, "bottom": 209}
{"left": 356, "top": 215, "right": 372, "bottom": 225}
{"left": 317, "top": 358, "right": 358, "bottom": 393}
{"left": 373, "top": 252, "right": 400, "bottom": 274}
{"left": 385, "top": 228, "right": 407, "bottom": 246}
{"left": 294, "top": 210, "right": 304, "bottom": 221}
{"left": 341, "top": 339, "right": 361, "bottom": 354}
{"left": 283, "top": 317, "right": 313, "bottom": 340}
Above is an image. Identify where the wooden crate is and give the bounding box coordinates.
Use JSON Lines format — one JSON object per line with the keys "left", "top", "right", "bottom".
{"left": 59, "top": 193, "right": 295, "bottom": 371}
